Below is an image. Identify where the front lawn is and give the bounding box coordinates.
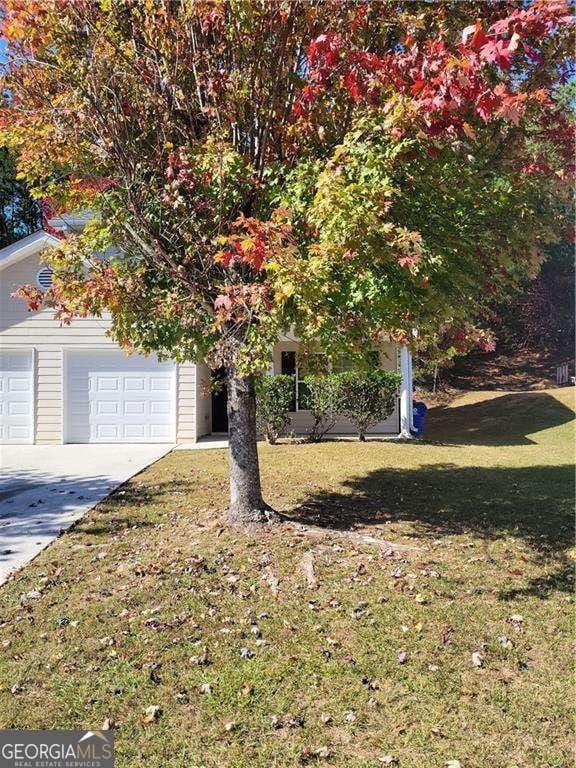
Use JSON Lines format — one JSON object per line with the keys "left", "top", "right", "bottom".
{"left": 0, "top": 389, "right": 573, "bottom": 768}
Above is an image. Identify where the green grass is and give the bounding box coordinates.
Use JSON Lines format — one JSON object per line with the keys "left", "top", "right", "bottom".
{"left": 0, "top": 389, "right": 574, "bottom": 768}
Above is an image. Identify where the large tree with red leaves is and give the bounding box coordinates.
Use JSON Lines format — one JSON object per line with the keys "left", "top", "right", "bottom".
{"left": 1, "top": 0, "right": 572, "bottom": 522}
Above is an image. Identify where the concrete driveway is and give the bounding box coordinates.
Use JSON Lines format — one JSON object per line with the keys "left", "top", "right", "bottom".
{"left": 0, "top": 444, "right": 173, "bottom": 584}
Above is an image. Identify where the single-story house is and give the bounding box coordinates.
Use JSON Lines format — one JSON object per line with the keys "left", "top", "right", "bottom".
{"left": 0, "top": 228, "right": 414, "bottom": 445}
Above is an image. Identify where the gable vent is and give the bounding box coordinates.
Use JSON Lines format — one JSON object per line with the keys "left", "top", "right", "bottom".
{"left": 36, "top": 266, "right": 54, "bottom": 290}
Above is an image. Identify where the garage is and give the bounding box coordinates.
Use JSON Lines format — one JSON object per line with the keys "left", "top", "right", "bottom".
{"left": 0, "top": 350, "right": 34, "bottom": 444}
{"left": 65, "top": 350, "right": 176, "bottom": 443}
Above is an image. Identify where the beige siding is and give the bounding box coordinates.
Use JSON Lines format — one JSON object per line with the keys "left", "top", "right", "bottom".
{"left": 272, "top": 340, "right": 399, "bottom": 436}
{"left": 35, "top": 348, "right": 62, "bottom": 443}
{"left": 176, "top": 361, "right": 196, "bottom": 442}
{"left": 1, "top": 250, "right": 198, "bottom": 443}
{"left": 0, "top": 253, "right": 115, "bottom": 347}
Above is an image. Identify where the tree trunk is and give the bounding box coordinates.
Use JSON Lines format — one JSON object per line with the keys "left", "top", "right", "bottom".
{"left": 226, "top": 364, "right": 277, "bottom": 524}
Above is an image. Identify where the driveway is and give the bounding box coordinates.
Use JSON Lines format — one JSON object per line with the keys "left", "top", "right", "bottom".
{"left": 0, "top": 444, "right": 173, "bottom": 584}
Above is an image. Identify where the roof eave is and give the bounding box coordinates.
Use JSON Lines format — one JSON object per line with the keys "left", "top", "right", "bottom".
{"left": 0, "top": 231, "right": 62, "bottom": 272}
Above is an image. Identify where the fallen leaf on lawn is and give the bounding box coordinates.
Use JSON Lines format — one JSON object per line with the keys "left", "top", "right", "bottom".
{"left": 240, "top": 683, "right": 254, "bottom": 698}
{"left": 299, "top": 745, "right": 330, "bottom": 764}
{"left": 224, "top": 721, "right": 237, "bottom": 732}
{"left": 288, "top": 714, "right": 305, "bottom": 728}
{"left": 262, "top": 566, "right": 280, "bottom": 597}
{"left": 471, "top": 651, "right": 484, "bottom": 668}
{"left": 414, "top": 593, "right": 427, "bottom": 604}
{"left": 101, "top": 718, "right": 114, "bottom": 730}
{"left": 142, "top": 705, "right": 162, "bottom": 724}
{"left": 414, "top": 621, "right": 424, "bottom": 633}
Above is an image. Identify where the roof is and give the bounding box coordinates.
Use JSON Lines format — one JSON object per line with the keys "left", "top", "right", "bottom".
{"left": 0, "top": 230, "right": 62, "bottom": 272}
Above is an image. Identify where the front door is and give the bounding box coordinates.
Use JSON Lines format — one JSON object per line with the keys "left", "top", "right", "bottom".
{"left": 211, "top": 368, "right": 228, "bottom": 433}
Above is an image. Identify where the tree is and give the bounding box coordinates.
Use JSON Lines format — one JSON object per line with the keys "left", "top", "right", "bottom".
{"left": 1, "top": 0, "right": 572, "bottom": 522}
{"left": 0, "top": 147, "right": 41, "bottom": 248}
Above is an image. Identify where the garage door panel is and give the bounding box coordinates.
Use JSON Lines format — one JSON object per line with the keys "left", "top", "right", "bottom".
{"left": 150, "top": 377, "right": 171, "bottom": 392}
{"left": 150, "top": 424, "right": 172, "bottom": 440}
{"left": 8, "top": 377, "right": 31, "bottom": 392}
{"left": 124, "top": 424, "right": 146, "bottom": 440}
{"left": 96, "top": 376, "right": 120, "bottom": 391}
{"left": 97, "top": 401, "right": 120, "bottom": 415}
{"left": 66, "top": 351, "right": 175, "bottom": 443}
{"left": 8, "top": 402, "right": 31, "bottom": 416}
{"left": 95, "top": 424, "right": 120, "bottom": 441}
{"left": 150, "top": 401, "right": 170, "bottom": 415}
{"left": 124, "top": 401, "right": 145, "bottom": 415}
{"left": 124, "top": 377, "right": 145, "bottom": 391}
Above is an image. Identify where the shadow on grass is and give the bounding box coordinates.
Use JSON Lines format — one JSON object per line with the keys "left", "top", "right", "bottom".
{"left": 73, "top": 479, "right": 192, "bottom": 537}
{"left": 425, "top": 392, "right": 574, "bottom": 446}
{"left": 287, "top": 462, "right": 574, "bottom": 597}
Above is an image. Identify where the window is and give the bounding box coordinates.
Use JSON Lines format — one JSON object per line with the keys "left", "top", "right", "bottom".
{"left": 281, "top": 349, "right": 382, "bottom": 411}
{"left": 280, "top": 351, "right": 314, "bottom": 411}
{"left": 36, "top": 265, "right": 54, "bottom": 290}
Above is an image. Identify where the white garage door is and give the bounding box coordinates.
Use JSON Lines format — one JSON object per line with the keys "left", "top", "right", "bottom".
{"left": 66, "top": 351, "right": 175, "bottom": 443}
{"left": 0, "top": 350, "right": 34, "bottom": 444}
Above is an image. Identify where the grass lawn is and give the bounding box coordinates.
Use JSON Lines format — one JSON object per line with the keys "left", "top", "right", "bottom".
{"left": 0, "top": 389, "right": 574, "bottom": 768}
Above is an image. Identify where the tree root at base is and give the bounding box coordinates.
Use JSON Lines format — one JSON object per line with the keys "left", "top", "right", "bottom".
{"left": 227, "top": 504, "right": 280, "bottom": 525}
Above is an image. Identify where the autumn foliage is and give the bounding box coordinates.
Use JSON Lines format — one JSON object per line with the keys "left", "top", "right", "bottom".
{"left": 0, "top": 0, "right": 572, "bottom": 369}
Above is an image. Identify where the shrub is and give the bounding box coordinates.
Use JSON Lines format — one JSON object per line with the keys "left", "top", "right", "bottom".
{"left": 334, "top": 369, "right": 401, "bottom": 441}
{"left": 302, "top": 374, "right": 340, "bottom": 442}
{"left": 255, "top": 374, "right": 295, "bottom": 444}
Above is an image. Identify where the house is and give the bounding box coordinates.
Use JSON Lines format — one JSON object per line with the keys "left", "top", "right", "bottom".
{"left": 0, "top": 228, "right": 414, "bottom": 445}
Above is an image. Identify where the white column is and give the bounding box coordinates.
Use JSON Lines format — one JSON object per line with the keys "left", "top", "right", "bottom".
{"left": 399, "top": 345, "right": 413, "bottom": 438}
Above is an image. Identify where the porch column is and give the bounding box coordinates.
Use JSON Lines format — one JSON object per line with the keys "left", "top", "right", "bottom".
{"left": 399, "top": 345, "right": 413, "bottom": 438}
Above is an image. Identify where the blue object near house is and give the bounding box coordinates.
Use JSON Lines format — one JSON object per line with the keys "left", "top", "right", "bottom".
{"left": 411, "top": 401, "right": 427, "bottom": 437}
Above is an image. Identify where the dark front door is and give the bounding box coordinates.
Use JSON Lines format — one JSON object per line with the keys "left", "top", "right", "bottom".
{"left": 211, "top": 368, "right": 228, "bottom": 433}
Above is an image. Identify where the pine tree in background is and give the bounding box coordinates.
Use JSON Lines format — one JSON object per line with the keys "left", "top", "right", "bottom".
{"left": 0, "top": 147, "right": 41, "bottom": 248}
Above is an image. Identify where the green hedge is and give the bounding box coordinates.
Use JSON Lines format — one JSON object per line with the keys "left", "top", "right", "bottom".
{"left": 256, "top": 369, "right": 401, "bottom": 444}
{"left": 255, "top": 374, "right": 295, "bottom": 444}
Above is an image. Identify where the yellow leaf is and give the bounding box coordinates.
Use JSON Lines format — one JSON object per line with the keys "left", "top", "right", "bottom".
{"left": 462, "top": 122, "right": 477, "bottom": 140}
